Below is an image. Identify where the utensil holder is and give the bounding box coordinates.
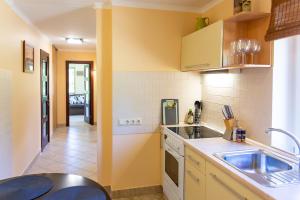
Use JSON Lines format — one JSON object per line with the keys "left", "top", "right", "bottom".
{"left": 223, "top": 119, "right": 235, "bottom": 141}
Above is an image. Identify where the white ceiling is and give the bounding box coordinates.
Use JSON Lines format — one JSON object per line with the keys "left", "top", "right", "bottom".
{"left": 6, "top": 0, "right": 217, "bottom": 51}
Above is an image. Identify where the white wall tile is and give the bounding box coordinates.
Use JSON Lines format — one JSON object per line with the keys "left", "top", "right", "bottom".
{"left": 201, "top": 68, "right": 273, "bottom": 144}
{"left": 113, "top": 71, "right": 201, "bottom": 134}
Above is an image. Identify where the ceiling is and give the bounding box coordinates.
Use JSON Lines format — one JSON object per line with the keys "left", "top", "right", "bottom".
{"left": 6, "top": 0, "right": 217, "bottom": 51}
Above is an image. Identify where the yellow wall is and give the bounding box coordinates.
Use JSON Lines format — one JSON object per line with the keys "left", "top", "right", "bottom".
{"left": 0, "top": 1, "right": 53, "bottom": 176}
{"left": 110, "top": 7, "right": 198, "bottom": 190}
{"left": 113, "top": 6, "right": 199, "bottom": 71}
{"left": 52, "top": 46, "right": 58, "bottom": 130}
{"left": 56, "top": 51, "right": 97, "bottom": 125}
{"left": 201, "top": 0, "right": 233, "bottom": 23}
{"left": 96, "top": 8, "right": 113, "bottom": 186}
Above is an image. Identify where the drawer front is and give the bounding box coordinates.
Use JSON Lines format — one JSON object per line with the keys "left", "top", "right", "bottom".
{"left": 185, "top": 147, "right": 205, "bottom": 174}
{"left": 185, "top": 162, "right": 205, "bottom": 200}
{"left": 206, "top": 161, "right": 264, "bottom": 200}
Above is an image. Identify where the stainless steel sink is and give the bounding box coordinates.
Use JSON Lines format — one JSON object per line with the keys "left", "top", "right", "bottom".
{"left": 215, "top": 150, "right": 300, "bottom": 187}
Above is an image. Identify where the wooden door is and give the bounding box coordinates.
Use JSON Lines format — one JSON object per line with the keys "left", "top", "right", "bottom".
{"left": 40, "top": 50, "right": 50, "bottom": 151}
{"left": 84, "top": 64, "right": 91, "bottom": 124}
{"left": 66, "top": 61, "right": 94, "bottom": 126}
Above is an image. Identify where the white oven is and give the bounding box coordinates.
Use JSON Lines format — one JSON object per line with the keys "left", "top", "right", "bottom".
{"left": 163, "top": 128, "right": 184, "bottom": 200}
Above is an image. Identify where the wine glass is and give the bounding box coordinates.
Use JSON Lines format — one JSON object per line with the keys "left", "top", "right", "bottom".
{"left": 237, "top": 39, "right": 252, "bottom": 64}
{"left": 230, "top": 41, "right": 238, "bottom": 65}
{"left": 249, "top": 40, "right": 261, "bottom": 64}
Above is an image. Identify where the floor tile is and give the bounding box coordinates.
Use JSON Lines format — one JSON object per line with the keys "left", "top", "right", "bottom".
{"left": 25, "top": 116, "right": 98, "bottom": 182}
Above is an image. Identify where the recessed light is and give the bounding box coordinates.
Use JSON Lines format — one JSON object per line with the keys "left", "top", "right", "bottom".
{"left": 66, "top": 38, "right": 84, "bottom": 44}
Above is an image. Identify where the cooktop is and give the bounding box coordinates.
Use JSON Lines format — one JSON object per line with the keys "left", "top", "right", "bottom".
{"left": 167, "top": 126, "right": 222, "bottom": 139}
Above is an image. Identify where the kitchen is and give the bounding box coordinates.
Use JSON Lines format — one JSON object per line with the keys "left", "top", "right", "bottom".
{"left": 0, "top": 0, "right": 300, "bottom": 199}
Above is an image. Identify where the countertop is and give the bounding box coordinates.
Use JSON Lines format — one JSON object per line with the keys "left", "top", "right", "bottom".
{"left": 184, "top": 138, "right": 300, "bottom": 200}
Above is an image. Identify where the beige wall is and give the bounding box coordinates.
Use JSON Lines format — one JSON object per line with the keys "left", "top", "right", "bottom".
{"left": 113, "top": 6, "right": 199, "bottom": 72}
{"left": 56, "top": 51, "right": 97, "bottom": 125}
{"left": 52, "top": 46, "right": 58, "bottom": 130}
{"left": 96, "top": 8, "right": 113, "bottom": 186}
{"left": 111, "top": 7, "right": 199, "bottom": 190}
{"left": 0, "top": 1, "right": 53, "bottom": 176}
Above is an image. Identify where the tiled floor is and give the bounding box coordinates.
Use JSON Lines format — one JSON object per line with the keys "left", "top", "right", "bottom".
{"left": 26, "top": 116, "right": 165, "bottom": 199}
{"left": 25, "top": 116, "right": 98, "bottom": 182}
{"left": 113, "top": 194, "right": 165, "bottom": 200}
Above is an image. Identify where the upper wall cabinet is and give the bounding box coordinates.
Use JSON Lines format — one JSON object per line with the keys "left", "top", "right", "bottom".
{"left": 181, "top": 21, "right": 223, "bottom": 71}
{"left": 181, "top": 0, "right": 272, "bottom": 72}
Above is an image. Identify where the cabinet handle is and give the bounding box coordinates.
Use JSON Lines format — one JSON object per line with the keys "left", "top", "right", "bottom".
{"left": 187, "top": 155, "right": 200, "bottom": 166}
{"left": 187, "top": 170, "right": 200, "bottom": 183}
{"left": 210, "top": 173, "right": 248, "bottom": 200}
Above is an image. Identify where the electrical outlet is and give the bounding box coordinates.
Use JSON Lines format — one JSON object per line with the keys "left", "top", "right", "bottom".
{"left": 119, "top": 118, "right": 142, "bottom": 126}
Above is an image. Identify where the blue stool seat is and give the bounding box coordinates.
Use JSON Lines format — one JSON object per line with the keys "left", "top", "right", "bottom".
{"left": 0, "top": 175, "right": 53, "bottom": 200}
{"left": 44, "top": 186, "right": 108, "bottom": 200}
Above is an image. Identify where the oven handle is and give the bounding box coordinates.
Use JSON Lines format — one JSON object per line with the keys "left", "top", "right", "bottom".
{"left": 165, "top": 144, "right": 183, "bottom": 160}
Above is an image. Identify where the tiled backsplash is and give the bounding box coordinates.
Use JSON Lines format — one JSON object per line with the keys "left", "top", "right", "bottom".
{"left": 201, "top": 68, "right": 273, "bottom": 144}
{"left": 113, "top": 72, "right": 201, "bottom": 134}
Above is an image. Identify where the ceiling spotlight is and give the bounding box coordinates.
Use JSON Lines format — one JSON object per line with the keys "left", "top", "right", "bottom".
{"left": 66, "top": 38, "right": 84, "bottom": 44}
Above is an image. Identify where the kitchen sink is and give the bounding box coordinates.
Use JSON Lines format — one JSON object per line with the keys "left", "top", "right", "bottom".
{"left": 215, "top": 150, "right": 300, "bottom": 187}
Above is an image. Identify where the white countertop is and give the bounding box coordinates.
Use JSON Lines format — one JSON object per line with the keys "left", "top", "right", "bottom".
{"left": 184, "top": 137, "right": 300, "bottom": 200}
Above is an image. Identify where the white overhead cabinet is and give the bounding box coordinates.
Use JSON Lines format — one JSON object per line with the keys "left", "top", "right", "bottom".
{"left": 181, "top": 21, "right": 223, "bottom": 71}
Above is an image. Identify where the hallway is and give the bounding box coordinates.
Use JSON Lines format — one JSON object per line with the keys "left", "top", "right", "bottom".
{"left": 25, "top": 119, "right": 98, "bottom": 182}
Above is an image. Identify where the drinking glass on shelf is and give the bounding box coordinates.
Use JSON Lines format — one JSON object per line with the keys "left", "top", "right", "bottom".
{"left": 237, "top": 39, "right": 251, "bottom": 64}
{"left": 230, "top": 41, "right": 238, "bottom": 65}
{"left": 249, "top": 40, "right": 261, "bottom": 64}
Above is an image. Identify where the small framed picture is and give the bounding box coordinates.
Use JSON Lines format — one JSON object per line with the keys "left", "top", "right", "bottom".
{"left": 23, "top": 40, "right": 34, "bottom": 73}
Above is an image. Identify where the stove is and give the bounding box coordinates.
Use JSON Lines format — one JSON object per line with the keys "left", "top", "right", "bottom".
{"left": 167, "top": 126, "right": 222, "bottom": 139}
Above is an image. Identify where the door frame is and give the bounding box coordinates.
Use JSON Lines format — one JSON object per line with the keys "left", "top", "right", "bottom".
{"left": 66, "top": 61, "right": 94, "bottom": 126}
{"left": 40, "top": 49, "right": 50, "bottom": 151}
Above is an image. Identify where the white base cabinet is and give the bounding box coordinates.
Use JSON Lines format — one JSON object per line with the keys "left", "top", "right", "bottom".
{"left": 184, "top": 147, "right": 264, "bottom": 200}
{"left": 185, "top": 161, "right": 205, "bottom": 200}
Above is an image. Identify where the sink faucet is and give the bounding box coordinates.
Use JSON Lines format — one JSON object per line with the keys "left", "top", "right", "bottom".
{"left": 265, "top": 128, "right": 300, "bottom": 167}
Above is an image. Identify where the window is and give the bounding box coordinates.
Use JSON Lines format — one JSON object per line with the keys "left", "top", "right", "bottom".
{"left": 272, "top": 35, "right": 300, "bottom": 154}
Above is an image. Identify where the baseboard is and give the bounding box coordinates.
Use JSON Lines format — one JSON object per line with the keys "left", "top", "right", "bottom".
{"left": 22, "top": 151, "right": 40, "bottom": 175}
{"left": 56, "top": 124, "right": 66, "bottom": 128}
{"left": 112, "top": 185, "right": 162, "bottom": 198}
{"left": 103, "top": 186, "right": 112, "bottom": 197}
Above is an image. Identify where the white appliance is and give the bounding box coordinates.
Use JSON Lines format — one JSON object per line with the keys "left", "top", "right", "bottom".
{"left": 163, "top": 128, "right": 185, "bottom": 200}
{"left": 163, "top": 125, "right": 222, "bottom": 200}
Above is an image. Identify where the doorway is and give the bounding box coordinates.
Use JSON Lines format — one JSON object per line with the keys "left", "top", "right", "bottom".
{"left": 40, "top": 50, "right": 50, "bottom": 151}
{"left": 66, "top": 61, "right": 94, "bottom": 126}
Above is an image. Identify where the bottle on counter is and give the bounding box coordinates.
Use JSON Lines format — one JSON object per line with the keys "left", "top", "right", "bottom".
{"left": 186, "top": 109, "right": 194, "bottom": 124}
{"left": 232, "top": 120, "right": 246, "bottom": 143}
{"left": 232, "top": 120, "right": 240, "bottom": 142}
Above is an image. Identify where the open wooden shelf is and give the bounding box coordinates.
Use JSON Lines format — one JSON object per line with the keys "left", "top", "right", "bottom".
{"left": 199, "top": 64, "right": 271, "bottom": 73}
{"left": 227, "top": 11, "right": 270, "bottom": 22}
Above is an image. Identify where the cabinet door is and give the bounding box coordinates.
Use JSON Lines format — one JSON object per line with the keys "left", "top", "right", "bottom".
{"left": 206, "top": 162, "right": 264, "bottom": 200}
{"left": 185, "top": 162, "right": 205, "bottom": 200}
{"left": 181, "top": 21, "right": 223, "bottom": 71}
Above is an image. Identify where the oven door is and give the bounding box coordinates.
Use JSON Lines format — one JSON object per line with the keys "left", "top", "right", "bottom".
{"left": 163, "top": 144, "right": 184, "bottom": 200}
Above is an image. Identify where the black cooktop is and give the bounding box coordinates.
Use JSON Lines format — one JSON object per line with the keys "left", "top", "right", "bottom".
{"left": 167, "top": 126, "right": 222, "bottom": 139}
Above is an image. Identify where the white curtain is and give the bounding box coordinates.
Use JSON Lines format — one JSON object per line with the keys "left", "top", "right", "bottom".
{"left": 272, "top": 35, "right": 300, "bottom": 154}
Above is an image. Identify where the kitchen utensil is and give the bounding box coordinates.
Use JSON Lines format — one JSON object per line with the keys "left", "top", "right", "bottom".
{"left": 222, "top": 108, "right": 229, "bottom": 120}
{"left": 196, "top": 17, "right": 209, "bottom": 30}
{"left": 161, "top": 99, "right": 179, "bottom": 125}
{"left": 223, "top": 119, "right": 235, "bottom": 141}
